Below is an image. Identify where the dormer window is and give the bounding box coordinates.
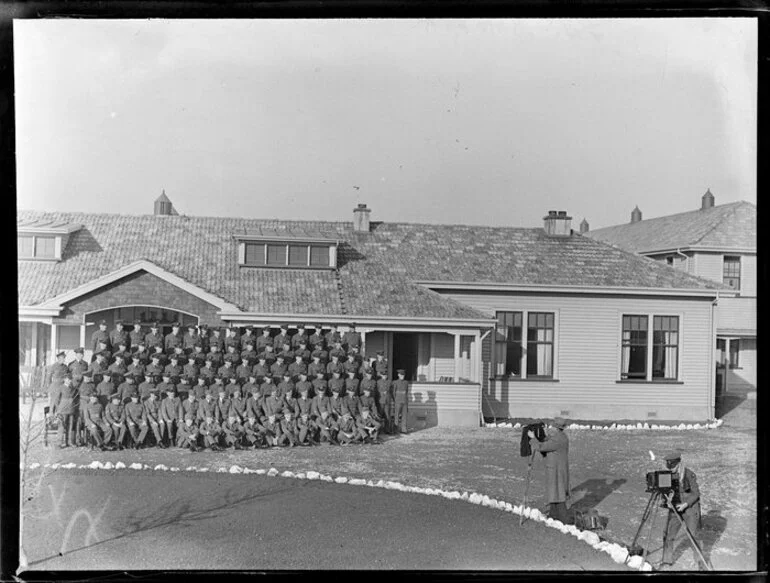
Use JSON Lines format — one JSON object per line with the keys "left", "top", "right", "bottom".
{"left": 17, "top": 220, "right": 82, "bottom": 261}
{"left": 234, "top": 229, "right": 338, "bottom": 269}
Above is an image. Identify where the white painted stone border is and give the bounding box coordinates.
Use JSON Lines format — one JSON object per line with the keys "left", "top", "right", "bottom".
{"left": 485, "top": 419, "right": 724, "bottom": 431}
{"left": 29, "top": 460, "right": 653, "bottom": 572}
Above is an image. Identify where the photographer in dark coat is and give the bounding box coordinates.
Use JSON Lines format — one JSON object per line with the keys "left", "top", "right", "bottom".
{"left": 660, "top": 451, "right": 702, "bottom": 568}
{"left": 528, "top": 417, "right": 571, "bottom": 523}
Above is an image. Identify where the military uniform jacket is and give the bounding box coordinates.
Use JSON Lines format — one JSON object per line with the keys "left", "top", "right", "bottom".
{"left": 144, "top": 331, "right": 163, "bottom": 350}
{"left": 358, "top": 394, "right": 377, "bottom": 415}
{"left": 143, "top": 399, "right": 162, "bottom": 423}
{"left": 342, "top": 360, "right": 359, "bottom": 375}
{"left": 129, "top": 329, "right": 145, "bottom": 348}
{"left": 256, "top": 335, "right": 273, "bottom": 352}
{"left": 225, "top": 382, "right": 241, "bottom": 397}
{"left": 87, "top": 360, "right": 108, "bottom": 377}
{"left": 164, "top": 332, "right": 182, "bottom": 352}
{"left": 107, "top": 361, "right": 127, "bottom": 377}
{"left": 295, "top": 396, "right": 313, "bottom": 418}
{"left": 218, "top": 364, "right": 236, "bottom": 379}
{"left": 96, "top": 380, "right": 115, "bottom": 398}
{"left": 193, "top": 383, "right": 208, "bottom": 400}
{"left": 325, "top": 331, "right": 342, "bottom": 347}
{"left": 361, "top": 378, "right": 377, "bottom": 395}
{"left": 241, "top": 382, "right": 260, "bottom": 399}
{"left": 288, "top": 361, "right": 307, "bottom": 379}
{"left": 208, "top": 334, "right": 225, "bottom": 353}
{"left": 373, "top": 358, "right": 389, "bottom": 377}
{"left": 138, "top": 381, "right": 156, "bottom": 400}
{"left": 270, "top": 361, "right": 288, "bottom": 379}
{"left": 329, "top": 395, "right": 346, "bottom": 416}
{"left": 277, "top": 381, "right": 295, "bottom": 399}
{"left": 145, "top": 362, "right": 164, "bottom": 377}
{"left": 308, "top": 362, "right": 325, "bottom": 379}
{"left": 198, "top": 419, "right": 221, "bottom": 436}
{"left": 110, "top": 329, "right": 130, "bottom": 349}
{"left": 284, "top": 397, "right": 298, "bottom": 417}
{"left": 104, "top": 402, "right": 125, "bottom": 425}
{"left": 78, "top": 381, "right": 96, "bottom": 405}
{"left": 181, "top": 398, "right": 199, "bottom": 420}
{"left": 183, "top": 363, "right": 200, "bottom": 379}
{"left": 215, "top": 397, "right": 231, "bottom": 422}
{"left": 160, "top": 397, "right": 182, "bottom": 421}
{"left": 239, "top": 332, "right": 256, "bottom": 350}
{"left": 84, "top": 401, "right": 105, "bottom": 425}
{"left": 326, "top": 361, "right": 344, "bottom": 376}
{"left": 197, "top": 398, "right": 218, "bottom": 422}
{"left": 127, "top": 363, "right": 146, "bottom": 378}
{"left": 236, "top": 364, "right": 252, "bottom": 380}
{"left": 230, "top": 396, "right": 248, "bottom": 421}
{"left": 273, "top": 333, "right": 290, "bottom": 350}
{"left": 245, "top": 396, "right": 263, "bottom": 420}
{"left": 311, "top": 349, "right": 329, "bottom": 363}
{"left": 156, "top": 381, "right": 177, "bottom": 395}
{"left": 183, "top": 332, "right": 200, "bottom": 351}
{"left": 132, "top": 347, "right": 151, "bottom": 363}
{"left": 343, "top": 395, "right": 360, "bottom": 417}
{"left": 342, "top": 331, "right": 361, "bottom": 350}
{"left": 112, "top": 349, "right": 131, "bottom": 365}
{"left": 47, "top": 362, "right": 69, "bottom": 386}
{"left": 329, "top": 347, "right": 347, "bottom": 361}
{"left": 376, "top": 378, "right": 393, "bottom": 402}
{"left": 164, "top": 363, "right": 183, "bottom": 378}
{"left": 260, "top": 395, "right": 285, "bottom": 419}
{"left": 56, "top": 383, "right": 79, "bottom": 416}
{"left": 118, "top": 382, "right": 137, "bottom": 402}
{"left": 124, "top": 402, "right": 145, "bottom": 424}
{"left": 393, "top": 379, "right": 409, "bottom": 402}
{"left": 345, "top": 377, "right": 361, "bottom": 396}
{"left": 206, "top": 351, "right": 224, "bottom": 368}
{"left": 295, "top": 380, "right": 313, "bottom": 396}
{"left": 68, "top": 359, "right": 89, "bottom": 382}
{"left": 190, "top": 349, "right": 207, "bottom": 364}
{"left": 311, "top": 395, "right": 332, "bottom": 417}
{"left": 308, "top": 333, "right": 325, "bottom": 349}
{"left": 199, "top": 365, "right": 216, "bottom": 381}
{"left": 240, "top": 348, "right": 257, "bottom": 362}
{"left": 91, "top": 329, "right": 111, "bottom": 353}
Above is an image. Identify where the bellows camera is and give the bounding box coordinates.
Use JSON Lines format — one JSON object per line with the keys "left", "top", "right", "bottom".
{"left": 519, "top": 422, "right": 546, "bottom": 457}
{"left": 646, "top": 470, "right": 680, "bottom": 494}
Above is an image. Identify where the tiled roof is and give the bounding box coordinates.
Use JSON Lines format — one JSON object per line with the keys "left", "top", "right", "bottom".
{"left": 586, "top": 201, "right": 756, "bottom": 254}
{"left": 17, "top": 210, "right": 724, "bottom": 318}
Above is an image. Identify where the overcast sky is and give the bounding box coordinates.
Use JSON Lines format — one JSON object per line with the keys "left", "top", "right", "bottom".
{"left": 14, "top": 18, "right": 756, "bottom": 229}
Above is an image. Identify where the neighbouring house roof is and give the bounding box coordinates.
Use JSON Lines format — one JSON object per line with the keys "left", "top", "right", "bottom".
{"left": 17, "top": 210, "right": 725, "bottom": 320}
{"left": 586, "top": 201, "right": 756, "bottom": 254}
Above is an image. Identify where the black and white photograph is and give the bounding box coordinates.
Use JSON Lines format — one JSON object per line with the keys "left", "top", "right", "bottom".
{"left": 13, "top": 15, "right": 757, "bottom": 574}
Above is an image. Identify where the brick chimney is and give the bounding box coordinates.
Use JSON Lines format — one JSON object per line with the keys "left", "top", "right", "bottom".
{"left": 579, "top": 218, "right": 589, "bottom": 234}
{"left": 701, "top": 188, "right": 715, "bottom": 210}
{"left": 630, "top": 206, "right": 642, "bottom": 223}
{"left": 543, "top": 210, "right": 572, "bottom": 237}
{"left": 154, "top": 190, "right": 174, "bottom": 216}
{"left": 353, "top": 203, "right": 371, "bottom": 232}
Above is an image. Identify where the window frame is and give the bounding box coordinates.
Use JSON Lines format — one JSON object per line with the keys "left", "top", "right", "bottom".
{"left": 651, "top": 315, "right": 680, "bottom": 381}
{"left": 723, "top": 255, "right": 741, "bottom": 291}
{"left": 17, "top": 234, "right": 61, "bottom": 261}
{"left": 618, "top": 312, "right": 683, "bottom": 383}
{"left": 239, "top": 240, "right": 336, "bottom": 269}
{"left": 621, "top": 314, "right": 649, "bottom": 380}
{"left": 492, "top": 309, "right": 558, "bottom": 381}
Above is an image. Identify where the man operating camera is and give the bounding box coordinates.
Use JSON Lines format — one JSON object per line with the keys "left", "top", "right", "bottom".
{"left": 660, "top": 450, "right": 702, "bottom": 568}
{"left": 527, "top": 417, "right": 570, "bottom": 523}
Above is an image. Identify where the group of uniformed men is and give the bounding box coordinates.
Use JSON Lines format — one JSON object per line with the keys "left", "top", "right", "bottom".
{"left": 46, "top": 320, "right": 411, "bottom": 451}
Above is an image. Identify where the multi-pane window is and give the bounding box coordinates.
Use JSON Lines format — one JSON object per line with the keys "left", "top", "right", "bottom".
{"left": 18, "top": 236, "right": 34, "bottom": 258}
{"left": 621, "top": 315, "right": 648, "bottom": 379}
{"left": 494, "top": 311, "right": 554, "bottom": 378}
{"left": 267, "top": 244, "right": 287, "bottom": 266}
{"left": 527, "top": 312, "right": 554, "bottom": 377}
{"left": 310, "top": 245, "right": 330, "bottom": 267}
{"left": 621, "top": 314, "right": 680, "bottom": 381}
{"left": 288, "top": 245, "right": 309, "bottom": 266}
{"left": 242, "top": 241, "right": 333, "bottom": 268}
{"left": 17, "top": 235, "right": 58, "bottom": 260}
{"left": 245, "top": 243, "right": 266, "bottom": 266}
{"left": 494, "top": 312, "right": 522, "bottom": 377}
{"left": 723, "top": 256, "right": 741, "bottom": 290}
{"left": 652, "top": 316, "right": 679, "bottom": 380}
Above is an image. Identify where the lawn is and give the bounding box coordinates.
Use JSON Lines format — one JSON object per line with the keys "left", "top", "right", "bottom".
{"left": 20, "top": 399, "right": 756, "bottom": 572}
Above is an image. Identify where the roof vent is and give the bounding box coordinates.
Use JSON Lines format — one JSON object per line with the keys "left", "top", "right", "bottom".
{"left": 701, "top": 188, "right": 715, "bottom": 210}
{"left": 543, "top": 210, "right": 572, "bottom": 237}
{"left": 353, "top": 203, "right": 371, "bottom": 232}
{"left": 154, "top": 190, "right": 177, "bottom": 216}
{"left": 579, "top": 218, "right": 589, "bottom": 234}
{"left": 630, "top": 206, "right": 642, "bottom": 223}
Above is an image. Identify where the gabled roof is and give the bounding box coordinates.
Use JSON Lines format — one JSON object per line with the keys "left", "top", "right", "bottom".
{"left": 17, "top": 210, "right": 725, "bottom": 321}
{"left": 586, "top": 201, "right": 756, "bottom": 254}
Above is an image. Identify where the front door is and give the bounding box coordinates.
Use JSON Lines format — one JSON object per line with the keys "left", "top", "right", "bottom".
{"left": 391, "top": 332, "right": 419, "bottom": 380}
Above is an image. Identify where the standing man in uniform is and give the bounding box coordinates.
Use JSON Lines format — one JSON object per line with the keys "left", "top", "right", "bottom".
{"left": 129, "top": 319, "right": 144, "bottom": 352}
{"left": 308, "top": 325, "right": 325, "bottom": 351}
{"left": 183, "top": 323, "right": 200, "bottom": 355}
{"left": 68, "top": 347, "right": 89, "bottom": 387}
{"left": 53, "top": 374, "right": 78, "bottom": 448}
{"left": 123, "top": 392, "right": 146, "bottom": 449}
{"left": 256, "top": 326, "right": 273, "bottom": 353}
{"left": 91, "top": 320, "right": 111, "bottom": 355}
{"left": 393, "top": 369, "right": 410, "bottom": 434}
{"left": 342, "top": 323, "right": 361, "bottom": 353}
{"left": 273, "top": 324, "right": 290, "bottom": 353}
{"left": 528, "top": 417, "right": 571, "bottom": 524}
{"left": 144, "top": 322, "right": 163, "bottom": 352}
{"left": 660, "top": 451, "right": 702, "bottom": 569}
{"left": 75, "top": 370, "right": 96, "bottom": 446}
{"left": 165, "top": 322, "right": 183, "bottom": 355}
{"left": 110, "top": 320, "right": 130, "bottom": 354}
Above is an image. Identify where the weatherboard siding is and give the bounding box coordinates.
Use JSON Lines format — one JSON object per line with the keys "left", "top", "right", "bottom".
{"left": 691, "top": 252, "right": 724, "bottom": 285}
{"left": 726, "top": 338, "right": 756, "bottom": 391}
{"left": 408, "top": 382, "right": 480, "bottom": 427}
{"left": 741, "top": 254, "right": 757, "bottom": 296}
{"left": 717, "top": 297, "right": 756, "bottom": 335}
{"left": 431, "top": 333, "right": 455, "bottom": 379}
{"left": 442, "top": 290, "right": 714, "bottom": 421}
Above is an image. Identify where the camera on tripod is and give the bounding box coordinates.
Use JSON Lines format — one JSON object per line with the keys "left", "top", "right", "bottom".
{"left": 646, "top": 470, "right": 677, "bottom": 493}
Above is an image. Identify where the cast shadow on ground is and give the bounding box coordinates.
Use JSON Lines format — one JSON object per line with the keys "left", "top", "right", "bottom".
{"left": 28, "top": 481, "right": 297, "bottom": 566}
{"left": 670, "top": 509, "right": 728, "bottom": 567}
{"left": 567, "top": 478, "right": 627, "bottom": 527}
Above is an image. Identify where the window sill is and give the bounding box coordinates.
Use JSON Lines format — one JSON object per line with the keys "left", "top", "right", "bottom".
{"left": 17, "top": 257, "right": 61, "bottom": 262}
{"left": 616, "top": 380, "right": 684, "bottom": 385}
{"left": 490, "top": 377, "right": 559, "bottom": 383}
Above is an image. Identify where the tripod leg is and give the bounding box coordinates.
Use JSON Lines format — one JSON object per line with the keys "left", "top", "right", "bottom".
{"left": 630, "top": 492, "right": 657, "bottom": 551}
{"left": 667, "top": 501, "right": 713, "bottom": 571}
{"left": 642, "top": 492, "right": 661, "bottom": 566}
